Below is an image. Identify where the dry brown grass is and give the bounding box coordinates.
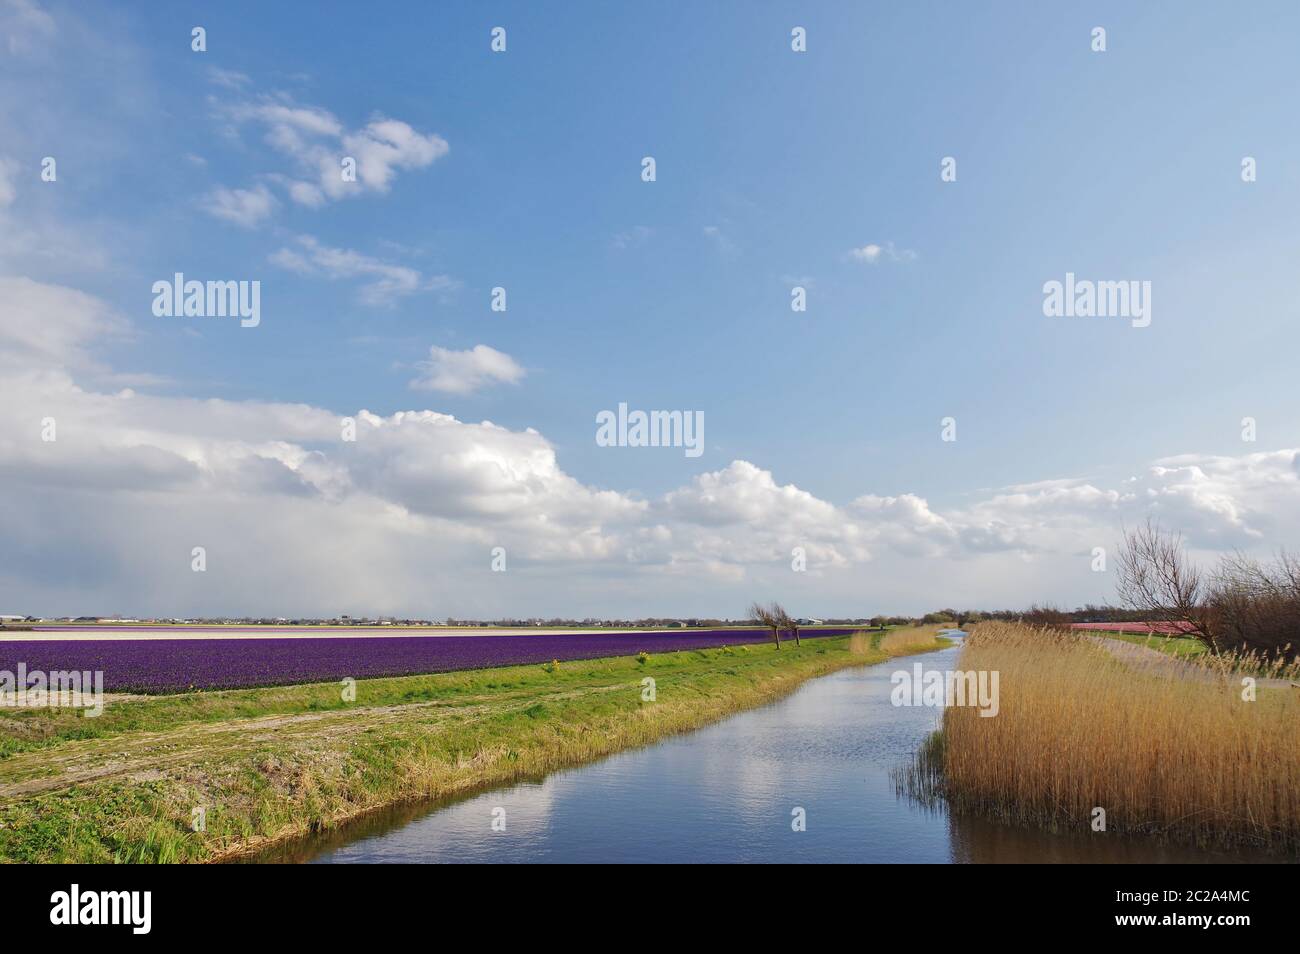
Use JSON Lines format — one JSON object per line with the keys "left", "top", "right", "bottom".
{"left": 846, "top": 625, "right": 946, "bottom": 656}
{"left": 936, "top": 621, "right": 1300, "bottom": 852}
{"left": 880, "top": 625, "right": 947, "bottom": 653}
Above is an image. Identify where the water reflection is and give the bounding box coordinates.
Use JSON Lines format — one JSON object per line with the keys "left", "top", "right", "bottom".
{"left": 945, "top": 811, "right": 1272, "bottom": 864}
{"left": 253, "top": 635, "right": 1288, "bottom": 864}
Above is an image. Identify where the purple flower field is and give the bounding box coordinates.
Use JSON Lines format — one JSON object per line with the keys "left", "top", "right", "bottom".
{"left": 0, "top": 628, "right": 857, "bottom": 694}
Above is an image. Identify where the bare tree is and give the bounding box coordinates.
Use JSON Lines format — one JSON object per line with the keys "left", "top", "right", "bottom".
{"left": 1116, "top": 519, "right": 1214, "bottom": 648}
{"left": 1020, "top": 603, "right": 1071, "bottom": 631}
{"left": 748, "top": 601, "right": 783, "bottom": 650}
{"left": 1206, "top": 550, "right": 1300, "bottom": 659}
{"left": 774, "top": 603, "right": 800, "bottom": 647}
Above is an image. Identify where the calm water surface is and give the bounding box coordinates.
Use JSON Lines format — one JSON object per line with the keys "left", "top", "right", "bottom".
{"left": 264, "top": 635, "right": 1283, "bottom": 863}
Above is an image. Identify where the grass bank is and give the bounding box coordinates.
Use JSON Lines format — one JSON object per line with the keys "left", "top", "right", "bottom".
{"left": 913, "top": 621, "right": 1300, "bottom": 853}
{"left": 0, "top": 628, "right": 948, "bottom": 863}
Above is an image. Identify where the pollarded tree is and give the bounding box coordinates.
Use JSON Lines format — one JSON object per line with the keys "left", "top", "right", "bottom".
{"left": 774, "top": 603, "right": 801, "bottom": 647}
{"left": 748, "top": 601, "right": 783, "bottom": 650}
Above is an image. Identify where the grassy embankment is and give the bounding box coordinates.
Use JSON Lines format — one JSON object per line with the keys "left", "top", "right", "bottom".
{"left": 911, "top": 621, "right": 1300, "bottom": 852}
{"left": 0, "top": 627, "right": 947, "bottom": 863}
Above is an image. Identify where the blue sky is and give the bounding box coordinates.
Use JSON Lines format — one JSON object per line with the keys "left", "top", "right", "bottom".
{"left": 2, "top": 1, "right": 1299, "bottom": 617}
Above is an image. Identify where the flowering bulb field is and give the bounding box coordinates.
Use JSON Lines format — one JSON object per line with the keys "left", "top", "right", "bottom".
{"left": 0, "top": 628, "right": 855, "bottom": 693}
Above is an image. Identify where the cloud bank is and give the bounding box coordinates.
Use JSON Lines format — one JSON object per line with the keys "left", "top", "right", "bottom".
{"left": 2, "top": 277, "right": 1296, "bottom": 619}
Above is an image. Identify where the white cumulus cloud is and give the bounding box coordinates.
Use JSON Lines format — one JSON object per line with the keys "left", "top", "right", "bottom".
{"left": 3, "top": 277, "right": 1298, "bottom": 618}
{"left": 410, "top": 345, "right": 526, "bottom": 394}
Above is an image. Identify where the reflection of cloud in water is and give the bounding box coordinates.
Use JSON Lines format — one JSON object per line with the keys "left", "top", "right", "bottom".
{"left": 320, "top": 780, "right": 562, "bottom": 863}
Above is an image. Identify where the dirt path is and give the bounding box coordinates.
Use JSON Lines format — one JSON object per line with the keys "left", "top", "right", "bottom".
{"left": 1091, "top": 636, "right": 1293, "bottom": 690}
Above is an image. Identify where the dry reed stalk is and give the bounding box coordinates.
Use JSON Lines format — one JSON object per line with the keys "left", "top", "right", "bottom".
{"left": 937, "top": 621, "right": 1300, "bottom": 851}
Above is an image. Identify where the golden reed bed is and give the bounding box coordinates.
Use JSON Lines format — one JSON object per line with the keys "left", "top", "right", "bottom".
{"left": 927, "top": 621, "right": 1300, "bottom": 852}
